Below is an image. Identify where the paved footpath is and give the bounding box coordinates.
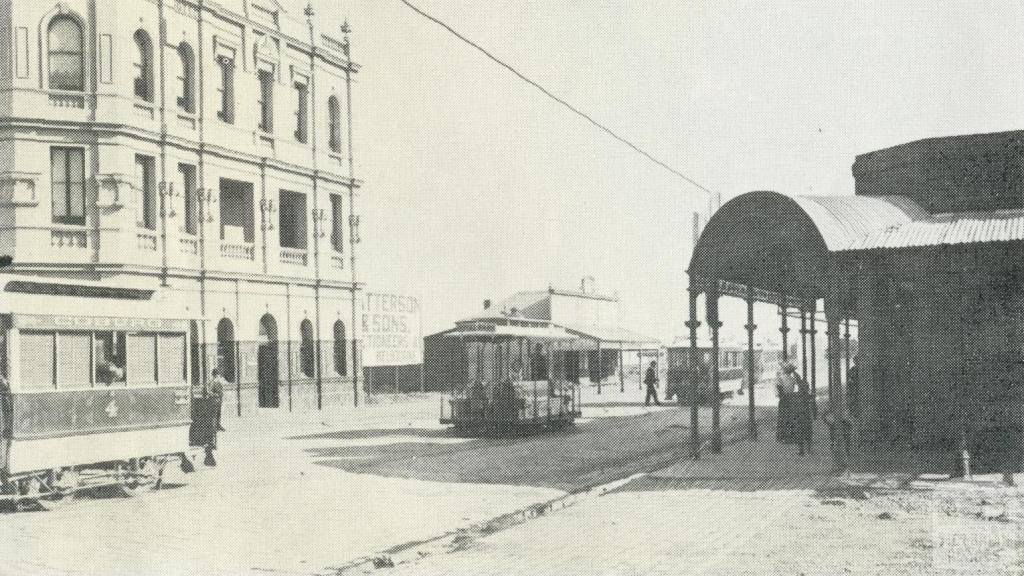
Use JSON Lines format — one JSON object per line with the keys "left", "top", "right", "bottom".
{"left": 0, "top": 385, "right": 695, "bottom": 576}
{"left": 379, "top": 411, "right": 1024, "bottom": 576}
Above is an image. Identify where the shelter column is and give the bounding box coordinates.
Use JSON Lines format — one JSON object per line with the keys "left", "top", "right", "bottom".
{"left": 800, "top": 306, "right": 808, "bottom": 384}
{"left": 687, "top": 282, "right": 703, "bottom": 459}
{"left": 745, "top": 285, "right": 757, "bottom": 440}
{"left": 825, "top": 297, "right": 845, "bottom": 469}
{"left": 809, "top": 300, "right": 818, "bottom": 420}
{"left": 780, "top": 294, "right": 790, "bottom": 362}
{"left": 844, "top": 316, "right": 852, "bottom": 414}
{"left": 825, "top": 300, "right": 843, "bottom": 417}
{"left": 596, "top": 339, "right": 602, "bottom": 395}
{"left": 707, "top": 286, "right": 722, "bottom": 453}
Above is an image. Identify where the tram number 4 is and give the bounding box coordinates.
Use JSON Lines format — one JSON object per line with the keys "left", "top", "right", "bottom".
{"left": 105, "top": 399, "right": 119, "bottom": 418}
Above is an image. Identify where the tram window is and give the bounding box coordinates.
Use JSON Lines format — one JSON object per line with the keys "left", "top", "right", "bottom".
{"left": 158, "top": 333, "right": 186, "bottom": 384}
{"left": 127, "top": 333, "right": 158, "bottom": 385}
{"left": 56, "top": 332, "right": 91, "bottom": 389}
{"left": 20, "top": 331, "right": 55, "bottom": 390}
{"left": 94, "top": 332, "right": 126, "bottom": 385}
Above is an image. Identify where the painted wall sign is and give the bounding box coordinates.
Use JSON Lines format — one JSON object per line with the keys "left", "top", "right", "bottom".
{"left": 360, "top": 292, "right": 422, "bottom": 367}
{"left": 13, "top": 314, "right": 188, "bottom": 332}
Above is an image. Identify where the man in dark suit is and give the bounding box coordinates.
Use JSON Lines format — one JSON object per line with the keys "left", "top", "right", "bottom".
{"left": 644, "top": 361, "right": 661, "bottom": 406}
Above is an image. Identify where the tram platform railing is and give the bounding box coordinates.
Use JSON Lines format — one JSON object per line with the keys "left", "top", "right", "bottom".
{"left": 440, "top": 378, "right": 581, "bottom": 430}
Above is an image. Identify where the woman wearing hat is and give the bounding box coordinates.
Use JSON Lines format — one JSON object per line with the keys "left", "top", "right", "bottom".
{"left": 776, "top": 361, "right": 812, "bottom": 455}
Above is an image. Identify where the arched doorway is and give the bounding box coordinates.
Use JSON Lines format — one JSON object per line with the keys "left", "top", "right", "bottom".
{"left": 216, "top": 318, "right": 235, "bottom": 384}
{"left": 333, "top": 320, "right": 347, "bottom": 376}
{"left": 258, "top": 314, "right": 280, "bottom": 408}
{"left": 300, "top": 319, "right": 315, "bottom": 378}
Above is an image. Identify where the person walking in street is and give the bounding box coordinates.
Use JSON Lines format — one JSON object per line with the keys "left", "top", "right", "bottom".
{"left": 644, "top": 361, "right": 661, "bottom": 406}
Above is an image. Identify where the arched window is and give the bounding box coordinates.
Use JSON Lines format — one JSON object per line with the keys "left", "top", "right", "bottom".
{"left": 333, "top": 321, "right": 347, "bottom": 376}
{"left": 327, "top": 95, "right": 342, "bottom": 153}
{"left": 177, "top": 43, "right": 195, "bottom": 112}
{"left": 299, "top": 319, "right": 315, "bottom": 378}
{"left": 133, "top": 30, "right": 154, "bottom": 102}
{"left": 48, "top": 15, "right": 84, "bottom": 91}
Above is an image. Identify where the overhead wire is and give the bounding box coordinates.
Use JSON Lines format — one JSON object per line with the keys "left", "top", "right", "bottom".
{"left": 397, "top": 0, "right": 719, "bottom": 199}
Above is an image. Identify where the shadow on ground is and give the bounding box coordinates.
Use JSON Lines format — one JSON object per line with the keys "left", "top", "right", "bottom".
{"left": 300, "top": 407, "right": 727, "bottom": 492}
{"left": 288, "top": 428, "right": 452, "bottom": 441}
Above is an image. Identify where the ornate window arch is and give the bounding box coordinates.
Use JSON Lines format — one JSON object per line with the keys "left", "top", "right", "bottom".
{"left": 133, "top": 30, "right": 154, "bottom": 102}
{"left": 327, "top": 95, "right": 342, "bottom": 153}
{"left": 47, "top": 14, "right": 85, "bottom": 91}
{"left": 177, "top": 42, "right": 196, "bottom": 112}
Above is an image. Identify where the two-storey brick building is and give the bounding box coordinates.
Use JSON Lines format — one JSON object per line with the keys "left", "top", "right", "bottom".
{"left": 0, "top": 0, "right": 362, "bottom": 415}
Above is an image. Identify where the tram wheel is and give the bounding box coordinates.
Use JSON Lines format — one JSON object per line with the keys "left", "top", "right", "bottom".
{"left": 119, "top": 458, "right": 159, "bottom": 497}
{"left": 38, "top": 468, "right": 79, "bottom": 511}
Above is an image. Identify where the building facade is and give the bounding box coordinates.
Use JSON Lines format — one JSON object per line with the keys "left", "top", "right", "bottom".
{"left": 0, "top": 0, "right": 363, "bottom": 415}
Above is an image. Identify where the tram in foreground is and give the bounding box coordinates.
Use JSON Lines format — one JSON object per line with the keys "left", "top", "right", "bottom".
{"left": 0, "top": 276, "right": 197, "bottom": 509}
{"left": 439, "top": 313, "right": 581, "bottom": 436}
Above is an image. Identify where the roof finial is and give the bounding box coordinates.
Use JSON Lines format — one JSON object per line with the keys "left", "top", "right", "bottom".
{"left": 341, "top": 20, "right": 351, "bottom": 57}
{"left": 304, "top": 2, "right": 314, "bottom": 20}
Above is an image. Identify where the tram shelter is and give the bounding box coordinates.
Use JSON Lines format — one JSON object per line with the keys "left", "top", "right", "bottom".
{"left": 690, "top": 131, "right": 1024, "bottom": 475}
{"left": 687, "top": 191, "right": 923, "bottom": 456}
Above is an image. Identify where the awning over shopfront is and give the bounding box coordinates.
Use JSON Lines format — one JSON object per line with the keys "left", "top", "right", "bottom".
{"left": 562, "top": 324, "right": 660, "bottom": 351}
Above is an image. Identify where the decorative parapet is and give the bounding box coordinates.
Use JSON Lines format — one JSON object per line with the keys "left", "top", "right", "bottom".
{"left": 221, "top": 242, "right": 255, "bottom": 260}
{"left": 279, "top": 247, "right": 308, "bottom": 266}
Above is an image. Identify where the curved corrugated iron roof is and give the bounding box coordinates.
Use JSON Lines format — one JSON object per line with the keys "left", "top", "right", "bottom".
{"left": 848, "top": 207, "right": 1024, "bottom": 250}
{"left": 787, "top": 194, "right": 929, "bottom": 251}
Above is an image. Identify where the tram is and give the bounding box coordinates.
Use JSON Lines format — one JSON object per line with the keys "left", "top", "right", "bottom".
{"left": 439, "top": 313, "right": 581, "bottom": 436}
{"left": 0, "top": 276, "right": 196, "bottom": 509}
{"left": 665, "top": 344, "right": 777, "bottom": 404}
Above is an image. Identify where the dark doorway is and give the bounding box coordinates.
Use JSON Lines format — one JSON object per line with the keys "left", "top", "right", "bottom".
{"left": 258, "top": 314, "right": 280, "bottom": 408}
{"left": 216, "top": 318, "right": 236, "bottom": 384}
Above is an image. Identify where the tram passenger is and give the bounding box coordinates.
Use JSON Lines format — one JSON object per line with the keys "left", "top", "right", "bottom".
{"left": 644, "top": 361, "right": 661, "bottom": 406}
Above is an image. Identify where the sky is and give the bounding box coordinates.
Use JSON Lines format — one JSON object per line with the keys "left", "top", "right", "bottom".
{"left": 307, "top": 0, "right": 1024, "bottom": 342}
